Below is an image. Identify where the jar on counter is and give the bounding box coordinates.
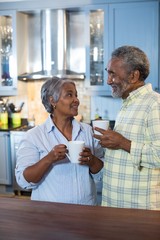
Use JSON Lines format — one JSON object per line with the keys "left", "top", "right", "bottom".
{"left": 0, "top": 111, "right": 8, "bottom": 125}
{"left": 0, "top": 99, "right": 8, "bottom": 125}
{"left": 11, "top": 112, "right": 21, "bottom": 127}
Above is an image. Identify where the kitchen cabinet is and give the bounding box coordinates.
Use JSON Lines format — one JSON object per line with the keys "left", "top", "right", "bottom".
{"left": 10, "top": 130, "right": 25, "bottom": 192}
{"left": 0, "top": 1, "right": 158, "bottom": 96}
{"left": 0, "top": 131, "right": 11, "bottom": 185}
{"left": 85, "top": 5, "right": 110, "bottom": 95}
{"left": 108, "top": 1, "right": 159, "bottom": 92}
{"left": 85, "top": 1, "right": 159, "bottom": 95}
{"left": 0, "top": 10, "right": 17, "bottom": 96}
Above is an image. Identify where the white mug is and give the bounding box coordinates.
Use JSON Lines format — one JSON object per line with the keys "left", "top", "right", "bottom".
{"left": 67, "top": 140, "right": 85, "bottom": 163}
{"left": 92, "top": 120, "right": 109, "bottom": 135}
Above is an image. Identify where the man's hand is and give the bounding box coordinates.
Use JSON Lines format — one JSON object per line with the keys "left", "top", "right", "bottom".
{"left": 93, "top": 128, "right": 131, "bottom": 153}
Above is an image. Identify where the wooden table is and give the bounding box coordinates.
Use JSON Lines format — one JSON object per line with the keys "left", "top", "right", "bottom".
{"left": 0, "top": 197, "right": 160, "bottom": 240}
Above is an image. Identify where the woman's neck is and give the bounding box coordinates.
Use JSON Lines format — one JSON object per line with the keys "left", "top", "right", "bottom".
{"left": 52, "top": 115, "right": 73, "bottom": 141}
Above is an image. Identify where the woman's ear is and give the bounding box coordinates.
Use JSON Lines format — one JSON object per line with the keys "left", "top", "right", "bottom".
{"left": 49, "top": 96, "right": 57, "bottom": 110}
{"left": 49, "top": 96, "right": 55, "bottom": 105}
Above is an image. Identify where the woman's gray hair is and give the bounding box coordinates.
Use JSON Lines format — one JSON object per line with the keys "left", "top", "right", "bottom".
{"left": 111, "top": 45, "right": 150, "bottom": 81}
{"left": 41, "top": 77, "right": 75, "bottom": 113}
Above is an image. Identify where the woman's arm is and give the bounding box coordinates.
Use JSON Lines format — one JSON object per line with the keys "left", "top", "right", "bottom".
{"left": 88, "top": 155, "right": 104, "bottom": 174}
{"left": 23, "top": 144, "right": 67, "bottom": 183}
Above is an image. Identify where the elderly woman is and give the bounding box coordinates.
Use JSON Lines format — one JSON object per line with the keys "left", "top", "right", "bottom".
{"left": 15, "top": 77, "right": 104, "bottom": 205}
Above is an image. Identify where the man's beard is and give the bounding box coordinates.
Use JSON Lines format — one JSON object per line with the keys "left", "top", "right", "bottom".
{"left": 111, "top": 81, "right": 129, "bottom": 98}
{"left": 111, "top": 85, "right": 122, "bottom": 98}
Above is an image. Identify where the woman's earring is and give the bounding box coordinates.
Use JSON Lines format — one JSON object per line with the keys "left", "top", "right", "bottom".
{"left": 53, "top": 105, "right": 56, "bottom": 109}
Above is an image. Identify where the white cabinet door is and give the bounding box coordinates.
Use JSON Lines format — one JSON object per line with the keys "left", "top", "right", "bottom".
{"left": 0, "top": 132, "right": 11, "bottom": 185}
{"left": 108, "top": 1, "right": 159, "bottom": 91}
{"left": 85, "top": 5, "right": 111, "bottom": 95}
{"left": 0, "top": 10, "right": 17, "bottom": 96}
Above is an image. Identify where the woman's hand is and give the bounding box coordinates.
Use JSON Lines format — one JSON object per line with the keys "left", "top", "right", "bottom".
{"left": 79, "top": 147, "right": 103, "bottom": 174}
{"left": 79, "top": 147, "right": 93, "bottom": 165}
{"left": 50, "top": 144, "right": 67, "bottom": 162}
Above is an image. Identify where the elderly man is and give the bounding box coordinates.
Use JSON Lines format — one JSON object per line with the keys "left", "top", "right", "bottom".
{"left": 94, "top": 45, "right": 160, "bottom": 210}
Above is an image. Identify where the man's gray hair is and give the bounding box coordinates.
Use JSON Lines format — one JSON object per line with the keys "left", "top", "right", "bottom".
{"left": 41, "top": 77, "right": 75, "bottom": 113}
{"left": 111, "top": 45, "right": 150, "bottom": 81}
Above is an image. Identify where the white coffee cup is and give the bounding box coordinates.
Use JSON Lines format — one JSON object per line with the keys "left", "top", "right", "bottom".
{"left": 67, "top": 140, "right": 85, "bottom": 163}
{"left": 92, "top": 120, "right": 109, "bottom": 135}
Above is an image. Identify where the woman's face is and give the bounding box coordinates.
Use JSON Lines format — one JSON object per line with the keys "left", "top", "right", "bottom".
{"left": 54, "top": 83, "right": 80, "bottom": 118}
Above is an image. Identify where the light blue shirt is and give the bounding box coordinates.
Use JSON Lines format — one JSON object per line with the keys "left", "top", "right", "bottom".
{"left": 15, "top": 116, "right": 104, "bottom": 205}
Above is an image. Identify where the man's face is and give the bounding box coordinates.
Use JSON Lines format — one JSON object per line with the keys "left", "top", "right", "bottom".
{"left": 106, "top": 58, "right": 132, "bottom": 99}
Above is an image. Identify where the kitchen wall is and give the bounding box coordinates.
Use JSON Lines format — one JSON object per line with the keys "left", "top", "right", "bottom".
{"left": 6, "top": 78, "right": 91, "bottom": 125}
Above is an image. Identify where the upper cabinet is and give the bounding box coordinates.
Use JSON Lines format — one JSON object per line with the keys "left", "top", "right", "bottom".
{"left": 85, "top": 5, "right": 110, "bottom": 95}
{"left": 0, "top": 1, "right": 158, "bottom": 96}
{"left": 0, "top": 11, "right": 17, "bottom": 96}
{"left": 85, "top": 1, "right": 159, "bottom": 95}
{"left": 108, "top": 1, "right": 159, "bottom": 92}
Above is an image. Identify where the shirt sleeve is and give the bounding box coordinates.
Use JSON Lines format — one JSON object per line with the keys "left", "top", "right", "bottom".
{"left": 130, "top": 101, "right": 160, "bottom": 169}
{"left": 15, "top": 131, "right": 43, "bottom": 190}
{"left": 88, "top": 125, "right": 105, "bottom": 180}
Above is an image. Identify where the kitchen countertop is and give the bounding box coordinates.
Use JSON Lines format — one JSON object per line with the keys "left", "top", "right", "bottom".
{"left": 0, "top": 118, "right": 30, "bottom": 131}
{"left": 0, "top": 197, "right": 160, "bottom": 240}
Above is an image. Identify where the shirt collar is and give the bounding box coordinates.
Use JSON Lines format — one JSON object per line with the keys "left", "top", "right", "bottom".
{"left": 45, "top": 115, "right": 55, "bottom": 133}
{"left": 45, "top": 115, "right": 84, "bottom": 136}
{"left": 123, "top": 83, "right": 152, "bottom": 104}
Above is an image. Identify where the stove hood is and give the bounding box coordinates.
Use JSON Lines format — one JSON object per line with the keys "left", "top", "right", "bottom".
{"left": 18, "top": 9, "right": 86, "bottom": 81}
{"left": 18, "top": 69, "right": 85, "bottom": 81}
